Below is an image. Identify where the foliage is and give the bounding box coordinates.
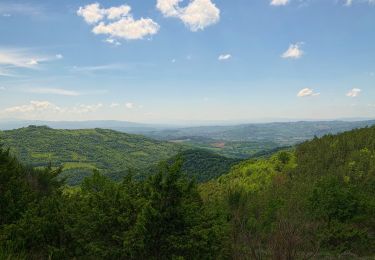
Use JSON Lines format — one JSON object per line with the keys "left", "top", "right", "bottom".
{"left": 199, "top": 126, "right": 375, "bottom": 258}
{"left": 154, "top": 149, "right": 241, "bottom": 182}
{"left": 0, "top": 150, "right": 227, "bottom": 259}
{"left": 0, "top": 125, "right": 184, "bottom": 184}
{"left": 1, "top": 126, "right": 375, "bottom": 258}
{"left": 145, "top": 120, "right": 375, "bottom": 158}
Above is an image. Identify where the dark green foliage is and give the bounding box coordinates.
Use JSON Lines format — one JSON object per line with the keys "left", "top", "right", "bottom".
{"left": 0, "top": 149, "right": 226, "bottom": 259}
{"left": 157, "top": 149, "right": 241, "bottom": 182}
{"left": 0, "top": 146, "right": 62, "bottom": 227}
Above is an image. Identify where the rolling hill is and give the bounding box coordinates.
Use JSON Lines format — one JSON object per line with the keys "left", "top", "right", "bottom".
{"left": 0, "top": 125, "right": 184, "bottom": 184}
{"left": 141, "top": 120, "right": 375, "bottom": 158}
{"left": 2, "top": 119, "right": 374, "bottom": 159}
{"left": 162, "top": 149, "right": 242, "bottom": 182}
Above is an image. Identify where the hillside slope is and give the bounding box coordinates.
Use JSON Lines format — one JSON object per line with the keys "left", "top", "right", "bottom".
{"left": 164, "top": 149, "right": 242, "bottom": 182}
{"left": 0, "top": 125, "right": 184, "bottom": 183}
{"left": 200, "top": 126, "right": 375, "bottom": 257}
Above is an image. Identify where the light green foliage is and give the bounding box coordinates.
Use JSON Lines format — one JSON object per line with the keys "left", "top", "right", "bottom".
{"left": 0, "top": 125, "right": 184, "bottom": 184}
{"left": 200, "top": 126, "right": 375, "bottom": 258}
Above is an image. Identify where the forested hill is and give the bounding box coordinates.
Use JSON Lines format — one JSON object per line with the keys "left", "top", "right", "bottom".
{"left": 161, "top": 149, "right": 242, "bottom": 182}
{"left": 0, "top": 126, "right": 374, "bottom": 258}
{"left": 0, "top": 125, "right": 184, "bottom": 183}
{"left": 200, "top": 126, "right": 375, "bottom": 257}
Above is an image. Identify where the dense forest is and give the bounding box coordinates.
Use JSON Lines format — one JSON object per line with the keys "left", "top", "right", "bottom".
{"left": 0, "top": 126, "right": 184, "bottom": 184}
{"left": 0, "top": 126, "right": 374, "bottom": 259}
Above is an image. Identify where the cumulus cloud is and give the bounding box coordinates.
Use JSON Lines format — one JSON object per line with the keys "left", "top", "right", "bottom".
{"left": 218, "top": 54, "right": 232, "bottom": 61}
{"left": 346, "top": 88, "right": 361, "bottom": 97}
{"left": 282, "top": 43, "right": 304, "bottom": 59}
{"left": 297, "top": 88, "right": 320, "bottom": 97}
{"left": 270, "top": 0, "right": 290, "bottom": 6}
{"left": 92, "top": 18, "right": 159, "bottom": 40}
{"left": 77, "top": 3, "right": 159, "bottom": 40}
{"left": 157, "top": 0, "right": 220, "bottom": 31}
{"left": 27, "top": 88, "right": 80, "bottom": 96}
{"left": 125, "top": 102, "right": 134, "bottom": 109}
{"left": 77, "top": 3, "right": 104, "bottom": 24}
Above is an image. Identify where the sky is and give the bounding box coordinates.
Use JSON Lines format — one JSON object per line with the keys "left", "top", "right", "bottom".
{"left": 0, "top": 0, "right": 374, "bottom": 123}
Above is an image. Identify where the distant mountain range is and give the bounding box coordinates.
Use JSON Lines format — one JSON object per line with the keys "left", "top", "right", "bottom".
{"left": 0, "top": 119, "right": 171, "bottom": 132}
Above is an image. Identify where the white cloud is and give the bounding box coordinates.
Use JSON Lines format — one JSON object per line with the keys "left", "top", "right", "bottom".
{"left": 0, "top": 86, "right": 5, "bottom": 90}
{"left": 56, "top": 54, "right": 63, "bottom": 59}
{"left": 110, "top": 103, "right": 120, "bottom": 108}
{"left": 0, "top": 48, "right": 57, "bottom": 71}
{"left": 92, "top": 18, "right": 159, "bottom": 40}
{"left": 4, "top": 101, "right": 62, "bottom": 113}
{"left": 218, "top": 54, "right": 232, "bottom": 61}
{"left": 344, "top": 0, "right": 375, "bottom": 6}
{"left": 157, "top": 0, "right": 220, "bottom": 31}
{"left": 346, "top": 88, "right": 361, "bottom": 97}
{"left": 270, "top": 0, "right": 290, "bottom": 6}
{"left": 104, "top": 38, "right": 121, "bottom": 46}
{"left": 71, "top": 103, "right": 103, "bottom": 114}
{"left": 1, "top": 101, "right": 106, "bottom": 119}
{"left": 27, "top": 88, "right": 80, "bottom": 96}
{"left": 77, "top": 3, "right": 104, "bottom": 24}
{"left": 126, "top": 102, "right": 134, "bottom": 109}
{"left": 297, "top": 88, "right": 320, "bottom": 97}
{"left": 105, "top": 5, "right": 131, "bottom": 20}
{"left": 2, "top": 14, "right": 11, "bottom": 17}
{"left": 282, "top": 43, "right": 304, "bottom": 59}
{"left": 77, "top": 3, "right": 160, "bottom": 40}
{"left": 27, "top": 59, "right": 38, "bottom": 65}
{"left": 0, "top": 49, "right": 39, "bottom": 68}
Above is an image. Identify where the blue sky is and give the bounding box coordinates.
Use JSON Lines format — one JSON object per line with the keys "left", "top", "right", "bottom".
{"left": 0, "top": 0, "right": 374, "bottom": 123}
